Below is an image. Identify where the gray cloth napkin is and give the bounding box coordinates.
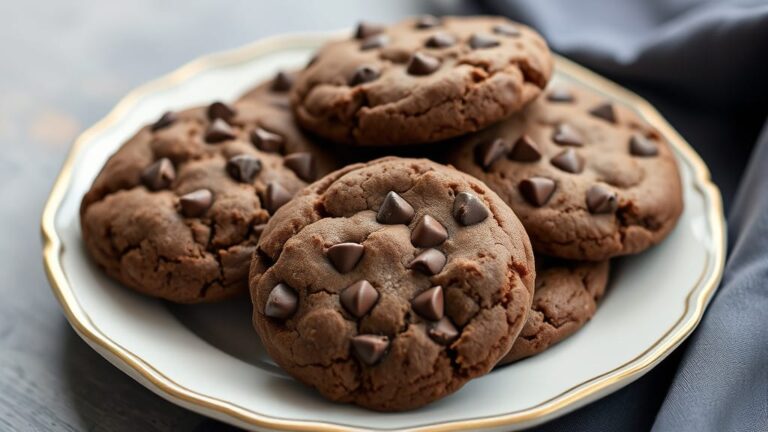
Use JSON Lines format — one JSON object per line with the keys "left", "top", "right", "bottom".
{"left": 476, "top": 1, "right": 768, "bottom": 430}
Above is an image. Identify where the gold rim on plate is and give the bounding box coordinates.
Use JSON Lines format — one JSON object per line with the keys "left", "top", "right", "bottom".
{"left": 41, "top": 32, "right": 726, "bottom": 431}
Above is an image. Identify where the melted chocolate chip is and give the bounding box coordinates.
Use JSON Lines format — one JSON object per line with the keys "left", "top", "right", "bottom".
{"left": 327, "top": 242, "right": 364, "bottom": 273}
{"left": 264, "top": 181, "right": 292, "bottom": 214}
{"left": 586, "top": 185, "right": 618, "bottom": 214}
{"left": 205, "top": 119, "right": 237, "bottom": 143}
{"left": 406, "top": 52, "right": 440, "bottom": 75}
{"left": 226, "top": 155, "right": 262, "bottom": 183}
{"left": 552, "top": 123, "right": 584, "bottom": 146}
{"left": 349, "top": 65, "right": 381, "bottom": 86}
{"left": 283, "top": 152, "right": 316, "bottom": 182}
{"left": 551, "top": 148, "right": 584, "bottom": 173}
{"left": 265, "top": 283, "right": 298, "bottom": 320}
{"left": 411, "top": 215, "right": 448, "bottom": 248}
{"left": 629, "top": 133, "right": 659, "bottom": 157}
{"left": 340, "top": 280, "right": 379, "bottom": 318}
{"left": 589, "top": 102, "right": 617, "bottom": 123}
{"left": 469, "top": 33, "right": 500, "bottom": 49}
{"left": 429, "top": 317, "right": 459, "bottom": 344}
{"left": 141, "top": 158, "right": 175, "bottom": 190}
{"left": 477, "top": 138, "right": 511, "bottom": 169}
{"left": 355, "top": 22, "right": 384, "bottom": 39}
{"left": 509, "top": 135, "right": 543, "bottom": 162}
{"left": 453, "top": 192, "right": 489, "bottom": 226}
{"left": 425, "top": 32, "right": 456, "bottom": 48}
{"left": 376, "top": 191, "right": 414, "bottom": 224}
{"left": 179, "top": 189, "right": 213, "bottom": 217}
{"left": 519, "top": 177, "right": 556, "bottom": 206}
{"left": 250, "top": 127, "right": 284, "bottom": 153}
{"left": 547, "top": 88, "right": 575, "bottom": 103}
{"left": 207, "top": 101, "right": 236, "bottom": 122}
{"left": 412, "top": 286, "right": 444, "bottom": 321}
{"left": 361, "top": 34, "right": 388, "bottom": 50}
{"left": 409, "top": 249, "right": 446, "bottom": 275}
{"left": 492, "top": 23, "right": 521, "bottom": 37}
{"left": 351, "top": 334, "right": 389, "bottom": 365}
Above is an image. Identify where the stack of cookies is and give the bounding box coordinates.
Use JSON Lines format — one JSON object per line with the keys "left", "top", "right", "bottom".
{"left": 80, "top": 15, "right": 683, "bottom": 411}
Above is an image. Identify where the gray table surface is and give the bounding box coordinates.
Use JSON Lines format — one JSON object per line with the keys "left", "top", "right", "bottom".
{"left": 0, "top": 1, "right": 494, "bottom": 431}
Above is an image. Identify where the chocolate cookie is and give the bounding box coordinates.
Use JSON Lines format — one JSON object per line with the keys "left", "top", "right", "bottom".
{"left": 80, "top": 73, "right": 337, "bottom": 303}
{"left": 446, "top": 84, "right": 683, "bottom": 260}
{"left": 291, "top": 15, "right": 553, "bottom": 146}
{"left": 498, "top": 258, "right": 609, "bottom": 365}
{"left": 249, "top": 157, "right": 535, "bottom": 411}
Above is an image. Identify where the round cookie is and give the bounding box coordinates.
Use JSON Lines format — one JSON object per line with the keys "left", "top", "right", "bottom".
{"left": 498, "top": 258, "right": 609, "bottom": 366}
{"left": 291, "top": 15, "right": 553, "bottom": 146}
{"left": 80, "top": 73, "right": 337, "bottom": 303}
{"left": 446, "top": 84, "right": 683, "bottom": 260}
{"left": 249, "top": 157, "right": 535, "bottom": 411}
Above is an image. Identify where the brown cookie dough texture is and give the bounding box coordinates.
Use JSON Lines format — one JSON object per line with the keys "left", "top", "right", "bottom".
{"left": 498, "top": 258, "right": 609, "bottom": 365}
{"left": 291, "top": 15, "right": 553, "bottom": 146}
{"left": 249, "top": 157, "right": 535, "bottom": 411}
{"left": 80, "top": 74, "right": 337, "bottom": 303}
{"left": 447, "top": 84, "right": 683, "bottom": 260}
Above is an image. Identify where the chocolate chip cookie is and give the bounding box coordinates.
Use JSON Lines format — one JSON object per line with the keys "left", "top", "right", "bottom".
{"left": 249, "top": 157, "right": 535, "bottom": 411}
{"left": 291, "top": 15, "right": 553, "bottom": 146}
{"left": 80, "top": 73, "right": 337, "bottom": 303}
{"left": 446, "top": 84, "right": 683, "bottom": 260}
{"left": 498, "top": 258, "right": 609, "bottom": 365}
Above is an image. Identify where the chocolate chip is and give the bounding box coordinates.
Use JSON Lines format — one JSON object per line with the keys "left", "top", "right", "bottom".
{"left": 429, "top": 317, "right": 459, "bottom": 344}
{"left": 349, "top": 65, "right": 380, "bottom": 86}
{"left": 376, "top": 191, "right": 414, "bottom": 224}
{"left": 425, "top": 32, "right": 456, "bottom": 48}
{"left": 361, "top": 34, "right": 388, "bottom": 50}
{"left": 552, "top": 123, "right": 584, "bottom": 146}
{"left": 551, "top": 148, "right": 584, "bottom": 173}
{"left": 409, "top": 249, "right": 446, "bottom": 275}
{"left": 411, "top": 215, "right": 448, "bottom": 248}
{"left": 355, "top": 22, "right": 384, "bottom": 39}
{"left": 205, "top": 119, "right": 237, "bottom": 143}
{"left": 141, "top": 158, "right": 175, "bottom": 190}
{"left": 340, "top": 280, "right": 379, "bottom": 318}
{"left": 327, "top": 242, "right": 364, "bottom": 273}
{"left": 264, "top": 283, "right": 298, "bottom": 320}
{"left": 586, "top": 185, "right": 618, "bottom": 214}
{"left": 453, "top": 192, "right": 489, "bottom": 226}
{"left": 509, "top": 135, "right": 543, "bottom": 162}
{"left": 283, "top": 152, "right": 316, "bottom": 182}
{"left": 150, "top": 111, "right": 177, "bottom": 132}
{"left": 589, "top": 102, "right": 617, "bottom": 123}
{"left": 415, "top": 15, "right": 441, "bottom": 29}
{"left": 412, "top": 286, "right": 444, "bottom": 321}
{"left": 492, "top": 23, "right": 521, "bottom": 37}
{"left": 226, "top": 155, "right": 262, "bottom": 183}
{"left": 264, "top": 181, "right": 292, "bottom": 214}
{"left": 469, "top": 33, "right": 500, "bottom": 49}
{"left": 271, "top": 71, "right": 294, "bottom": 92}
{"left": 519, "top": 177, "right": 556, "bottom": 206}
{"left": 179, "top": 189, "right": 213, "bottom": 217}
{"left": 207, "top": 101, "right": 236, "bottom": 122}
{"left": 547, "top": 88, "right": 574, "bottom": 103}
{"left": 351, "top": 334, "right": 389, "bottom": 365}
{"left": 629, "top": 133, "right": 659, "bottom": 157}
{"left": 250, "top": 127, "right": 284, "bottom": 153}
{"left": 476, "top": 138, "right": 511, "bottom": 168}
{"left": 406, "top": 52, "right": 440, "bottom": 76}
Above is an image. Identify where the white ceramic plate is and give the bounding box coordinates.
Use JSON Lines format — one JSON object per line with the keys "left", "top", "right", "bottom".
{"left": 42, "top": 32, "right": 726, "bottom": 431}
